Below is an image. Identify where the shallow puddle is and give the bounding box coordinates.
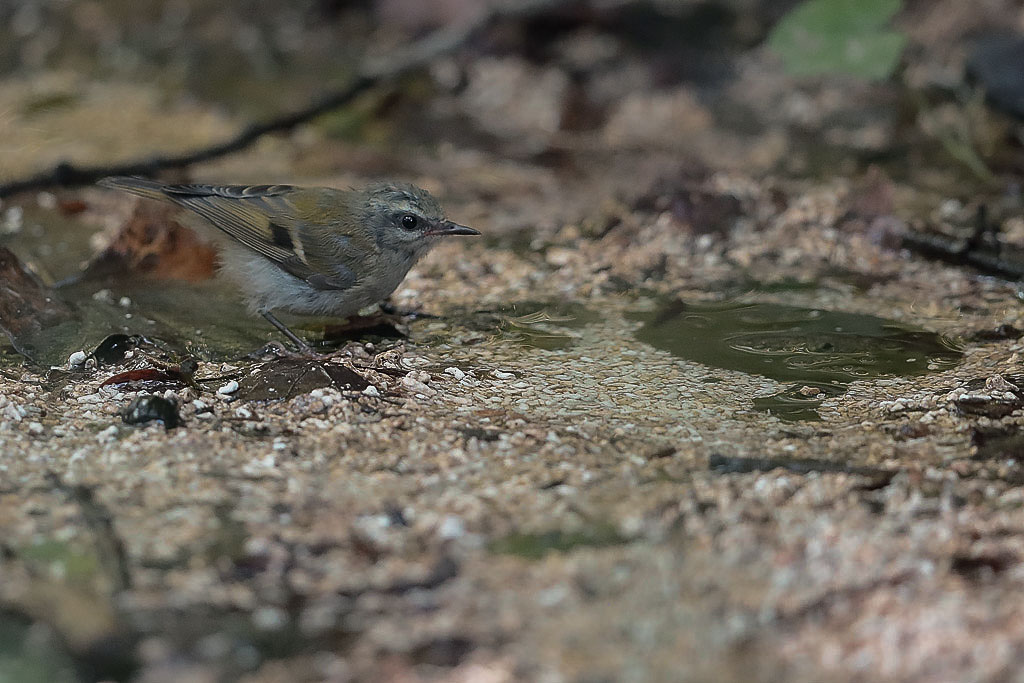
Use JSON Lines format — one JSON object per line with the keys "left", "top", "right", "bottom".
{"left": 492, "top": 301, "right": 600, "bottom": 350}
{"left": 633, "top": 300, "right": 962, "bottom": 420}
{"left": 0, "top": 278, "right": 276, "bottom": 368}
{"left": 429, "top": 300, "right": 600, "bottom": 351}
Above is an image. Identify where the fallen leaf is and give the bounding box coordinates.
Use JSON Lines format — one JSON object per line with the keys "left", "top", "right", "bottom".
{"left": 0, "top": 247, "right": 76, "bottom": 360}
{"left": 81, "top": 202, "right": 218, "bottom": 282}
{"left": 236, "top": 357, "right": 369, "bottom": 402}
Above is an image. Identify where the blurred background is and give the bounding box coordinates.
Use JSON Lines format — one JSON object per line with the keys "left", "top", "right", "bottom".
{"left": 5, "top": 4, "right": 1024, "bottom": 682}
{"left": 5, "top": 0, "right": 1024, "bottom": 358}
{"left": 1, "top": 0, "right": 1022, "bottom": 194}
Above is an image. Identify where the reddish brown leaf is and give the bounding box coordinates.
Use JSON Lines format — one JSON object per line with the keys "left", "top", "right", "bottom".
{"left": 0, "top": 247, "right": 75, "bottom": 360}
{"left": 58, "top": 199, "right": 89, "bottom": 215}
{"left": 82, "top": 202, "right": 218, "bottom": 282}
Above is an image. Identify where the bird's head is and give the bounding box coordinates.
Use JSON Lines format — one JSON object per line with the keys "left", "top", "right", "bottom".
{"left": 357, "top": 182, "right": 478, "bottom": 254}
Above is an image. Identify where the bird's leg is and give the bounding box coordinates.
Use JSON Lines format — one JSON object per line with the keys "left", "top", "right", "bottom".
{"left": 261, "top": 312, "right": 358, "bottom": 362}
{"left": 262, "top": 311, "right": 316, "bottom": 354}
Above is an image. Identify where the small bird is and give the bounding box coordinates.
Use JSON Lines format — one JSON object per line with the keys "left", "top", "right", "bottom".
{"left": 99, "top": 176, "right": 479, "bottom": 350}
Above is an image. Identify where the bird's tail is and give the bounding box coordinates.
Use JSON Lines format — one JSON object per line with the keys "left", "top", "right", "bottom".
{"left": 98, "top": 176, "right": 171, "bottom": 202}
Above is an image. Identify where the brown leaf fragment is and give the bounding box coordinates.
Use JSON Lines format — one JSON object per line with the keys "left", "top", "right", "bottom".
{"left": 81, "top": 202, "right": 218, "bottom": 282}
{"left": 0, "top": 247, "right": 75, "bottom": 358}
{"left": 58, "top": 198, "right": 89, "bottom": 215}
{"left": 100, "top": 367, "right": 185, "bottom": 388}
{"left": 236, "top": 357, "right": 369, "bottom": 402}
{"left": 848, "top": 165, "right": 895, "bottom": 221}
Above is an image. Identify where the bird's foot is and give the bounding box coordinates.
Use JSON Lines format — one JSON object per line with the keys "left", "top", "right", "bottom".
{"left": 257, "top": 339, "right": 366, "bottom": 364}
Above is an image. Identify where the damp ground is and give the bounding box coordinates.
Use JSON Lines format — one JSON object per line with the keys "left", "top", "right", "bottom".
{"left": 4, "top": 3, "right": 1024, "bottom": 681}
{"left": 4, "top": 186, "right": 1024, "bottom": 681}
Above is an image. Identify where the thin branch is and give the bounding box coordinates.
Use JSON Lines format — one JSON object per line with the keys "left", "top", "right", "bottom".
{"left": 901, "top": 231, "right": 1024, "bottom": 280}
{"left": 0, "top": 0, "right": 569, "bottom": 199}
{"left": 46, "top": 472, "right": 134, "bottom": 593}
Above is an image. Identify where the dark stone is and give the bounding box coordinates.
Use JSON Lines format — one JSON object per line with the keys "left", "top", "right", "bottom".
{"left": 92, "top": 334, "right": 138, "bottom": 365}
{"left": 121, "top": 395, "right": 180, "bottom": 429}
{"left": 967, "top": 35, "right": 1024, "bottom": 119}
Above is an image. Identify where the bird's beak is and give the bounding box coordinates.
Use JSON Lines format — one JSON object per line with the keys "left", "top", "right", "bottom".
{"left": 425, "top": 221, "right": 481, "bottom": 237}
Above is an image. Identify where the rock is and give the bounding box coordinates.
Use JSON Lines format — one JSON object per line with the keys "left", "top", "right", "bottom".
{"left": 218, "top": 380, "right": 240, "bottom": 395}
{"left": 967, "top": 35, "right": 1024, "bottom": 119}
{"left": 121, "top": 395, "right": 180, "bottom": 429}
{"left": 401, "top": 374, "right": 436, "bottom": 396}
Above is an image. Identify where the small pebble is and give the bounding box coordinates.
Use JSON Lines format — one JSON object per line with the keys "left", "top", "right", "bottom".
{"left": 494, "top": 370, "right": 516, "bottom": 380}
{"left": 119, "top": 296, "right": 132, "bottom": 308}
{"left": 218, "top": 380, "right": 239, "bottom": 395}
{"left": 362, "top": 385, "right": 381, "bottom": 397}
{"left": 68, "top": 351, "right": 88, "bottom": 367}
{"left": 438, "top": 515, "right": 465, "bottom": 540}
{"left": 1, "top": 206, "right": 23, "bottom": 234}
{"left": 27, "top": 422, "right": 44, "bottom": 435}
{"left": 97, "top": 425, "right": 119, "bottom": 441}
{"left": 252, "top": 607, "right": 287, "bottom": 631}
{"left": 401, "top": 375, "right": 435, "bottom": 396}
{"left": 445, "top": 367, "right": 466, "bottom": 381}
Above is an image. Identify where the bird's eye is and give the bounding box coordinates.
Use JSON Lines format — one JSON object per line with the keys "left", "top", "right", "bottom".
{"left": 401, "top": 214, "right": 418, "bottom": 230}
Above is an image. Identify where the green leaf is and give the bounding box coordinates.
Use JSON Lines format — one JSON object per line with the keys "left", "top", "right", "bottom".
{"left": 767, "top": 0, "right": 906, "bottom": 80}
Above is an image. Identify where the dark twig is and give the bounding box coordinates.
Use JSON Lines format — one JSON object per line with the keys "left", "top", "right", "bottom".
{"left": 899, "top": 204, "right": 1024, "bottom": 280}
{"left": 0, "top": 0, "right": 567, "bottom": 199}
{"left": 900, "top": 233, "right": 1024, "bottom": 280}
{"left": 46, "top": 472, "right": 134, "bottom": 593}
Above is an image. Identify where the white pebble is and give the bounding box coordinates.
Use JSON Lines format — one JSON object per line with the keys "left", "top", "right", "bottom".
{"left": 493, "top": 370, "right": 516, "bottom": 380}
{"left": 218, "top": 380, "right": 239, "bottom": 395}
{"left": 68, "top": 351, "right": 88, "bottom": 367}
{"left": 362, "top": 385, "right": 381, "bottom": 397}
{"left": 444, "top": 367, "right": 465, "bottom": 381}
{"left": 97, "top": 425, "right": 119, "bottom": 441}
{"left": 438, "top": 515, "right": 465, "bottom": 540}
{"left": 192, "top": 399, "right": 208, "bottom": 411}
{"left": 401, "top": 375, "right": 435, "bottom": 396}
{"left": 118, "top": 296, "right": 132, "bottom": 308}
{"left": 27, "top": 421, "right": 44, "bottom": 435}
{"left": 252, "top": 607, "right": 287, "bottom": 631}
{"left": 1, "top": 206, "right": 23, "bottom": 234}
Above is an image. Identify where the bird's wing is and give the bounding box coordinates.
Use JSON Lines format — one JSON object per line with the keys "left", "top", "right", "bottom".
{"left": 164, "top": 184, "right": 359, "bottom": 290}
{"left": 100, "top": 178, "right": 365, "bottom": 290}
{"left": 163, "top": 184, "right": 302, "bottom": 264}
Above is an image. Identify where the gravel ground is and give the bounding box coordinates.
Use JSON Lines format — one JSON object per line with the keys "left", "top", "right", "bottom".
{"left": 4, "top": 62, "right": 1024, "bottom": 682}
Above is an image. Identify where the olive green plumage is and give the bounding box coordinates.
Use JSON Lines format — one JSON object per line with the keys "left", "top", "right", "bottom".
{"left": 99, "top": 176, "right": 478, "bottom": 346}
